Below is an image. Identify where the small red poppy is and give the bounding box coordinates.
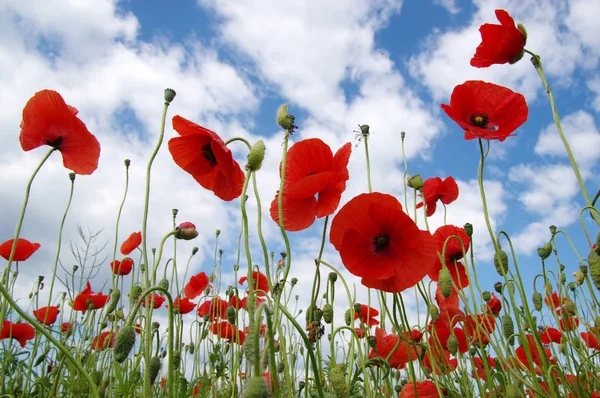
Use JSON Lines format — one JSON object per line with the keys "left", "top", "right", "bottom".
{"left": 354, "top": 328, "right": 366, "bottom": 338}
{"left": 330, "top": 192, "right": 437, "bottom": 293}
{"left": 539, "top": 327, "right": 562, "bottom": 345}
{"left": 33, "top": 306, "right": 59, "bottom": 325}
{"left": 581, "top": 330, "right": 600, "bottom": 350}
{"left": 0, "top": 320, "right": 35, "bottom": 347}
{"left": 60, "top": 322, "right": 73, "bottom": 334}
{"left": 19, "top": 90, "right": 101, "bottom": 175}
{"left": 368, "top": 327, "right": 418, "bottom": 369}
{"left": 472, "top": 356, "right": 497, "bottom": 379}
{"left": 197, "top": 298, "right": 229, "bottom": 322}
{"left": 486, "top": 293, "right": 502, "bottom": 316}
{"left": 169, "top": 297, "right": 196, "bottom": 314}
{"left": 141, "top": 293, "right": 166, "bottom": 309}
{"left": 239, "top": 271, "right": 270, "bottom": 296}
{"left": 427, "top": 225, "right": 469, "bottom": 288}
{"left": 353, "top": 304, "right": 379, "bottom": 326}
{"left": 120, "top": 232, "right": 141, "bottom": 255}
{"left": 72, "top": 281, "right": 110, "bottom": 311}
{"left": 416, "top": 177, "right": 459, "bottom": 217}
{"left": 399, "top": 380, "right": 439, "bottom": 398}
{"left": 270, "top": 139, "right": 351, "bottom": 231}
{"left": 168, "top": 116, "right": 245, "bottom": 201}
{"left": 559, "top": 316, "right": 579, "bottom": 332}
{"left": 184, "top": 272, "right": 210, "bottom": 300}
{"left": 470, "top": 10, "right": 526, "bottom": 68}
{"left": 0, "top": 238, "right": 41, "bottom": 261}
{"left": 110, "top": 258, "right": 134, "bottom": 275}
{"left": 91, "top": 331, "right": 116, "bottom": 350}
{"left": 423, "top": 345, "right": 457, "bottom": 375}
{"left": 441, "top": 80, "right": 528, "bottom": 142}
{"left": 464, "top": 314, "right": 496, "bottom": 345}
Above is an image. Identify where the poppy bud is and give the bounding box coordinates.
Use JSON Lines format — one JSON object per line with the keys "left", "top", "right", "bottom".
{"left": 494, "top": 282, "right": 503, "bottom": 294}
{"left": 329, "top": 366, "right": 348, "bottom": 396}
{"left": 110, "top": 289, "right": 121, "bottom": 306}
{"left": 148, "top": 356, "right": 161, "bottom": 385}
{"left": 124, "top": 159, "right": 131, "bottom": 167}
{"left": 130, "top": 285, "right": 142, "bottom": 302}
{"left": 588, "top": 250, "right": 600, "bottom": 291}
{"left": 172, "top": 350, "right": 181, "bottom": 370}
{"left": 367, "top": 336, "right": 377, "bottom": 350}
{"left": 394, "top": 385, "right": 402, "bottom": 393}
{"left": 246, "top": 140, "right": 266, "bottom": 171}
{"left": 227, "top": 306, "right": 236, "bottom": 325}
{"left": 549, "top": 225, "right": 557, "bottom": 235}
{"left": 323, "top": 304, "right": 333, "bottom": 324}
{"left": 313, "top": 308, "right": 323, "bottom": 323}
{"left": 114, "top": 325, "right": 136, "bottom": 363}
{"left": 158, "top": 278, "right": 169, "bottom": 291}
{"left": 505, "top": 384, "right": 523, "bottom": 398}
{"left": 298, "top": 381, "right": 306, "bottom": 393}
{"left": 464, "top": 223, "right": 473, "bottom": 237}
{"left": 276, "top": 104, "right": 296, "bottom": 131}
{"left": 353, "top": 303, "right": 363, "bottom": 314}
{"left": 344, "top": 309, "right": 352, "bottom": 326}
{"left": 563, "top": 299, "right": 576, "bottom": 316}
{"left": 438, "top": 268, "right": 452, "bottom": 298}
{"left": 494, "top": 250, "right": 509, "bottom": 275}
{"left": 277, "top": 361, "right": 285, "bottom": 374}
{"left": 291, "top": 277, "right": 298, "bottom": 286}
{"left": 502, "top": 314, "right": 515, "bottom": 346}
{"left": 34, "top": 353, "right": 46, "bottom": 367}
{"left": 573, "top": 270, "right": 585, "bottom": 285}
{"left": 328, "top": 272, "right": 337, "bottom": 283}
{"left": 428, "top": 305, "right": 439, "bottom": 322}
{"left": 105, "top": 305, "right": 115, "bottom": 314}
{"left": 532, "top": 292, "right": 543, "bottom": 311}
{"left": 537, "top": 242, "right": 552, "bottom": 260}
{"left": 175, "top": 222, "right": 198, "bottom": 240}
{"left": 407, "top": 175, "right": 424, "bottom": 190}
{"left": 243, "top": 335, "right": 255, "bottom": 364}
{"left": 482, "top": 291, "right": 491, "bottom": 302}
{"left": 164, "top": 88, "right": 176, "bottom": 104}
{"left": 544, "top": 281, "right": 553, "bottom": 298}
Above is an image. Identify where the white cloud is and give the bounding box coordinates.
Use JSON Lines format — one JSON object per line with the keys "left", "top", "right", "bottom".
{"left": 433, "top": 0, "right": 460, "bottom": 14}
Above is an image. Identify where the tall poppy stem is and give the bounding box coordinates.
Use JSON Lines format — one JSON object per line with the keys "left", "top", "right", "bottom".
{"left": 111, "top": 159, "right": 131, "bottom": 292}
{"left": 525, "top": 49, "right": 600, "bottom": 227}
{"left": 363, "top": 132, "right": 373, "bottom": 193}
{"left": 477, "top": 139, "right": 499, "bottom": 253}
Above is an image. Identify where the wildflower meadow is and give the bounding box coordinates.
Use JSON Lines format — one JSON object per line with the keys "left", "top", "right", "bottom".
{"left": 2, "top": 5, "right": 600, "bottom": 398}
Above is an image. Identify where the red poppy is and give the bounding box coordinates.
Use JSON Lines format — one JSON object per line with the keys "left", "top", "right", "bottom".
{"left": 168, "top": 116, "right": 245, "bottom": 201}
{"left": 544, "top": 291, "right": 567, "bottom": 309}
{"left": 19, "top": 90, "right": 101, "bottom": 175}
{"left": 210, "top": 321, "right": 235, "bottom": 339}
{"left": 244, "top": 324, "right": 268, "bottom": 338}
{"left": 0, "top": 320, "right": 35, "bottom": 347}
{"left": 72, "top": 281, "right": 110, "bottom": 311}
{"left": 559, "top": 316, "right": 580, "bottom": 332}
{"left": 472, "top": 356, "right": 496, "bottom": 379}
{"left": 270, "top": 139, "right": 351, "bottom": 231}
{"left": 33, "top": 306, "right": 59, "bottom": 325}
{"left": 330, "top": 192, "right": 437, "bottom": 293}
{"left": 0, "top": 238, "right": 41, "bottom": 261}
{"left": 120, "top": 232, "right": 141, "bottom": 255}
{"left": 581, "top": 330, "right": 600, "bottom": 350}
{"left": 60, "top": 322, "right": 73, "bottom": 334}
{"left": 423, "top": 345, "right": 457, "bottom": 375}
{"left": 399, "top": 380, "right": 440, "bottom": 398}
{"left": 435, "top": 285, "right": 464, "bottom": 327}
{"left": 184, "top": 272, "right": 210, "bottom": 300}
{"left": 515, "top": 334, "right": 554, "bottom": 370}
{"left": 169, "top": 297, "right": 196, "bottom": 314}
{"left": 91, "top": 331, "right": 116, "bottom": 350}
{"left": 239, "top": 270, "right": 270, "bottom": 296}
{"left": 110, "top": 258, "right": 133, "bottom": 275}
{"left": 141, "top": 293, "right": 166, "bottom": 309}
{"left": 441, "top": 80, "right": 528, "bottom": 142}
{"left": 428, "top": 225, "right": 469, "bottom": 288}
{"left": 470, "top": 10, "right": 526, "bottom": 68}
{"left": 416, "top": 177, "right": 459, "bottom": 217}
{"left": 539, "top": 327, "right": 562, "bottom": 345}
{"left": 353, "top": 304, "right": 379, "bottom": 326}
{"left": 464, "top": 314, "right": 496, "bottom": 345}
{"left": 197, "top": 298, "right": 229, "bottom": 322}
{"left": 354, "top": 328, "right": 366, "bottom": 338}
{"left": 486, "top": 293, "right": 502, "bottom": 316}
{"left": 367, "top": 327, "right": 418, "bottom": 369}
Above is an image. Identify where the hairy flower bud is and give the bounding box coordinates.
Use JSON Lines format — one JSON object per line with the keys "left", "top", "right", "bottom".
{"left": 149, "top": 357, "right": 161, "bottom": 385}
{"left": 502, "top": 314, "right": 515, "bottom": 346}
{"left": 323, "top": 304, "right": 334, "bottom": 324}
{"left": 114, "top": 325, "right": 136, "bottom": 363}
{"left": 344, "top": 309, "right": 352, "bottom": 326}
{"left": 532, "top": 292, "right": 543, "bottom": 311}
{"left": 447, "top": 334, "right": 458, "bottom": 355}
{"left": 494, "top": 250, "right": 509, "bottom": 275}
{"left": 505, "top": 384, "right": 523, "bottom": 398}
{"left": 537, "top": 242, "right": 553, "bottom": 260}
{"left": 227, "top": 306, "right": 236, "bottom": 325}
{"left": 175, "top": 222, "right": 198, "bottom": 240}
{"left": 407, "top": 175, "right": 424, "bottom": 190}
{"left": 158, "top": 278, "right": 169, "bottom": 291}
{"left": 329, "top": 366, "right": 349, "bottom": 397}
{"left": 438, "top": 268, "right": 453, "bottom": 298}
{"left": 588, "top": 250, "right": 600, "bottom": 291}
{"left": 428, "top": 305, "right": 439, "bottom": 322}
{"left": 246, "top": 140, "right": 266, "bottom": 171}
{"left": 130, "top": 285, "right": 142, "bottom": 302}
{"left": 244, "top": 377, "right": 268, "bottom": 398}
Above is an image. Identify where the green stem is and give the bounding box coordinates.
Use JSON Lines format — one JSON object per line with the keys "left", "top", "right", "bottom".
{"left": 363, "top": 133, "right": 373, "bottom": 193}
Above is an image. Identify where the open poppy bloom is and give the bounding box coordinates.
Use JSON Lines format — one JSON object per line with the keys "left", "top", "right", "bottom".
{"left": 120, "top": 232, "right": 142, "bottom": 255}
{"left": 399, "top": 380, "right": 440, "bottom": 398}
{"left": 19, "top": 90, "right": 101, "bottom": 175}
{"left": 427, "top": 225, "right": 469, "bottom": 288}
{"left": 110, "top": 258, "right": 133, "bottom": 275}
{"left": 169, "top": 116, "right": 245, "bottom": 201}
{"left": 422, "top": 344, "right": 457, "bottom": 375}
{"left": 197, "top": 298, "right": 229, "bottom": 322}
{"left": 416, "top": 177, "right": 459, "bottom": 217}
{"left": 472, "top": 356, "right": 497, "bottom": 379}
{"left": 464, "top": 314, "right": 496, "bottom": 346}
{"left": 353, "top": 304, "right": 379, "bottom": 326}
{"left": 441, "top": 80, "right": 528, "bottom": 142}
{"left": 72, "top": 281, "right": 110, "bottom": 311}
{"left": 486, "top": 293, "right": 502, "bottom": 316}
{"left": 330, "top": 192, "right": 437, "bottom": 293}
{"left": 184, "top": 272, "right": 210, "bottom": 300}
{"left": 471, "top": 10, "right": 526, "bottom": 68}
{"left": 239, "top": 270, "right": 270, "bottom": 296}
{"left": 91, "top": 331, "right": 116, "bottom": 350}
{"left": 0, "top": 238, "right": 41, "bottom": 261}
{"left": 33, "top": 306, "right": 59, "bottom": 325}
{"left": 60, "top": 322, "right": 73, "bottom": 334}
{"left": 141, "top": 293, "right": 166, "bottom": 309}
{"left": 540, "top": 327, "right": 562, "bottom": 345}
{"left": 271, "top": 139, "right": 351, "bottom": 231}
{"left": 581, "top": 329, "right": 600, "bottom": 350}
{"left": 368, "top": 327, "right": 418, "bottom": 369}
{"left": 0, "top": 320, "right": 35, "bottom": 347}
{"left": 169, "top": 297, "right": 196, "bottom": 314}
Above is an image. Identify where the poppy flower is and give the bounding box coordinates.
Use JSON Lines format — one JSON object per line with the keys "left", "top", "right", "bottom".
{"left": 428, "top": 225, "right": 469, "bottom": 288}
{"left": 19, "top": 90, "right": 101, "bottom": 175}
{"left": 239, "top": 270, "right": 270, "bottom": 296}
{"left": 197, "top": 298, "right": 229, "bottom": 322}
{"left": 581, "top": 330, "right": 600, "bottom": 350}
{"left": 210, "top": 321, "right": 235, "bottom": 339}
{"left": 169, "top": 297, "right": 196, "bottom": 314}
{"left": 110, "top": 258, "right": 133, "bottom": 275}
{"left": 399, "top": 380, "right": 440, "bottom": 398}
{"left": 72, "top": 281, "right": 110, "bottom": 311}
{"left": 354, "top": 328, "right": 366, "bottom": 338}
{"left": 544, "top": 291, "right": 567, "bottom": 309}
{"left": 559, "top": 316, "right": 580, "bottom": 332}
{"left": 0, "top": 320, "right": 35, "bottom": 347}
{"left": 60, "top": 322, "right": 73, "bottom": 334}
{"left": 270, "top": 139, "right": 351, "bottom": 231}
{"left": 184, "top": 272, "right": 210, "bottom": 299}
{"left": 416, "top": 177, "right": 459, "bottom": 217}
{"left": 486, "top": 293, "right": 502, "bottom": 316}
{"left": 141, "top": 293, "right": 166, "bottom": 309}
{"left": 423, "top": 345, "right": 457, "bottom": 375}
{"left": 441, "top": 80, "right": 528, "bottom": 142}
{"left": 464, "top": 314, "right": 496, "bottom": 346}
{"left": 472, "top": 356, "right": 496, "bottom": 379}
{"left": 168, "top": 116, "right": 245, "bottom": 201}
{"left": 540, "top": 327, "right": 562, "bottom": 345}
{"left": 367, "top": 327, "right": 418, "bottom": 369}
{"left": 91, "top": 331, "right": 116, "bottom": 350}
{"left": 515, "top": 334, "right": 554, "bottom": 370}
{"left": 244, "top": 324, "right": 268, "bottom": 338}
{"left": 353, "top": 304, "right": 379, "bottom": 326}
{"left": 330, "top": 192, "right": 437, "bottom": 293}
{"left": 0, "top": 238, "right": 41, "bottom": 261}
{"left": 120, "top": 232, "right": 141, "bottom": 255}
{"left": 470, "top": 10, "right": 526, "bottom": 68}
{"left": 33, "top": 306, "right": 59, "bottom": 325}
{"left": 435, "top": 285, "right": 464, "bottom": 327}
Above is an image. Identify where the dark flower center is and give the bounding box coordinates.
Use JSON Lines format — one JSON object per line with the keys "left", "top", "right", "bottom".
{"left": 373, "top": 234, "right": 390, "bottom": 253}
{"left": 469, "top": 113, "right": 490, "bottom": 128}
{"left": 46, "top": 136, "right": 64, "bottom": 149}
{"left": 201, "top": 144, "right": 217, "bottom": 166}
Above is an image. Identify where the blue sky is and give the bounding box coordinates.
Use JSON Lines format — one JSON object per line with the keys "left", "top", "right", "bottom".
{"left": 0, "top": 0, "right": 599, "bottom": 326}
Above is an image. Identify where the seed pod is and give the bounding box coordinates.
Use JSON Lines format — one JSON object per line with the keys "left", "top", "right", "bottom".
{"left": 244, "top": 377, "right": 269, "bottom": 398}
{"left": 438, "top": 268, "right": 452, "bottom": 298}
{"left": 329, "top": 272, "right": 337, "bottom": 283}
{"left": 323, "top": 304, "right": 334, "bottom": 324}
{"left": 114, "top": 325, "right": 136, "bottom": 363}
{"left": 532, "top": 292, "right": 543, "bottom": 311}
{"left": 502, "top": 315, "right": 515, "bottom": 346}
{"left": 482, "top": 291, "right": 491, "bottom": 302}
{"left": 148, "top": 357, "right": 161, "bottom": 385}
{"left": 494, "top": 250, "right": 509, "bottom": 275}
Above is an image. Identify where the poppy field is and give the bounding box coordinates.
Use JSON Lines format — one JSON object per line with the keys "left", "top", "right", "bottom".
{"left": 3, "top": 8, "right": 600, "bottom": 398}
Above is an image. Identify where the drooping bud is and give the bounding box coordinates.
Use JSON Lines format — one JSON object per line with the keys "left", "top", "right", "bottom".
{"left": 438, "top": 268, "right": 453, "bottom": 298}
{"left": 532, "top": 292, "right": 543, "bottom": 311}
{"left": 323, "top": 304, "right": 334, "bottom": 324}
{"left": 407, "top": 175, "right": 424, "bottom": 190}
{"left": 114, "top": 325, "right": 136, "bottom": 363}
{"left": 537, "top": 242, "right": 552, "bottom": 260}
{"left": 344, "top": 309, "right": 352, "bottom": 326}
{"left": 428, "top": 305, "right": 439, "bottom": 322}
{"left": 158, "top": 278, "right": 169, "bottom": 291}
{"left": 502, "top": 314, "right": 515, "bottom": 346}
{"left": 244, "top": 377, "right": 269, "bottom": 398}
{"left": 494, "top": 282, "right": 503, "bottom": 294}
{"left": 130, "top": 285, "right": 142, "bottom": 302}
{"left": 175, "top": 222, "right": 198, "bottom": 240}
{"left": 494, "top": 250, "right": 509, "bottom": 275}
{"left": 148, "top": 357, "right": 161, "bottom": 385}
{"left": 447, "top": 334, "right": 458, "bottom": 355}
{"left": 277, "top": 361, "right": 285, "bottom": 373}
{"left": 227, "top": 306, "right": 236, "bottom": 325}
{"left": 588, "top": 250, "right": 600, "bottom": 291}
{"left": 246, "top": 140, "right": 266, "bottom": 171}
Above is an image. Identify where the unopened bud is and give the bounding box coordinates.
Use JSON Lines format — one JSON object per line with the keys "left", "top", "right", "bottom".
{"left": 114, "top": 325, "right": 136, "bottom": 363}
{"left": 494, "top": 250, "right": 509, "bottom": 275}
{"left": 438, "top": 268, "right": 453, "bottom": 298}
{"left": 246, "top": 140, "right": 266, "bottom": 171}
{"left": 407, "top": 175, "right": 423, "bottom": 190}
